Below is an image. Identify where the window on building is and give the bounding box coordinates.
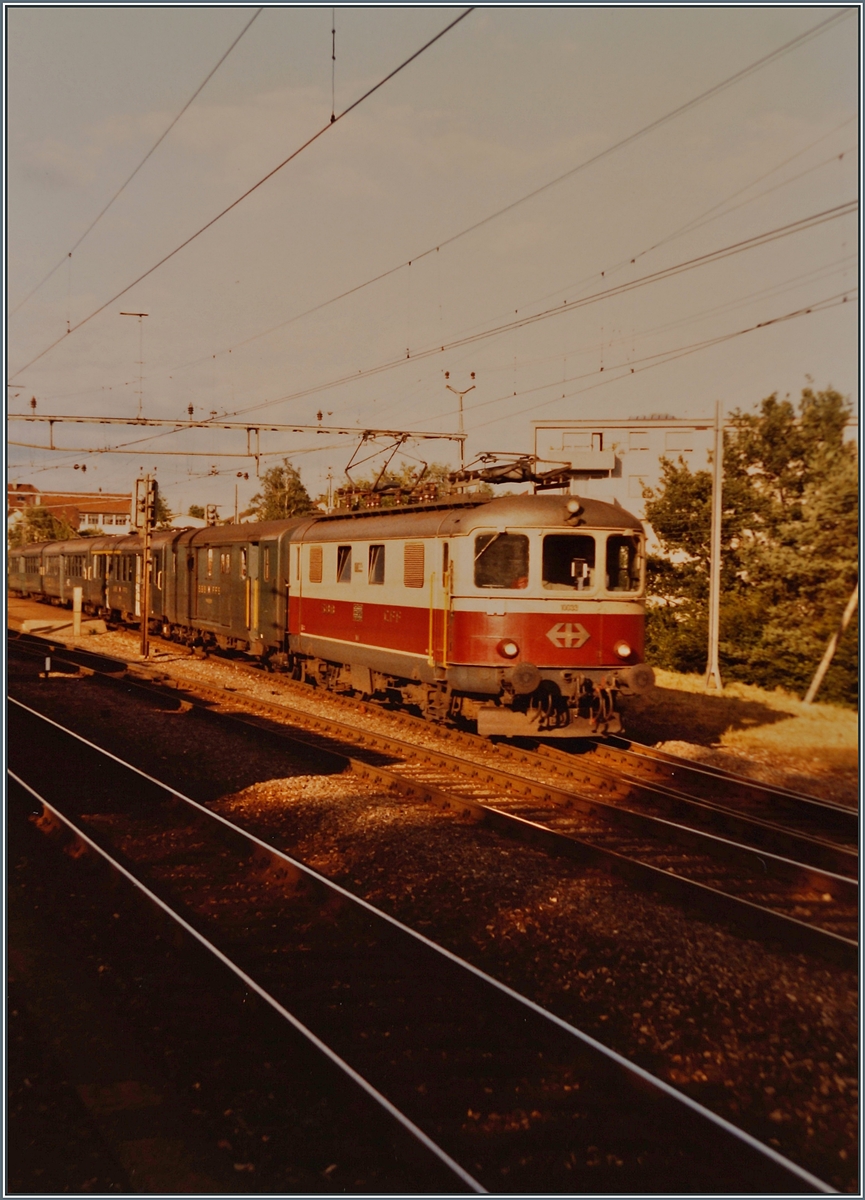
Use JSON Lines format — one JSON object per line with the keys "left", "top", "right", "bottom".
{"left": 404, "top": 542, "right": 425, "bottom": 588}
{"left": 368, "top": 544, "right": 385, "bottom": 584}
{"left": 474, "top": 534, "right": 528, "bottom": 589}
{"left": 309, "top": 545, "right": 323, "bottom": 583}
{"left": 103, "top": 514, "right": 115, "bottom": 526}
{"left": 605, "top": 535, "right": 641, "bottom": 592}
{"left": 629, "top": 431, "right": 651, "bottom": 451}
{"left": 665, "top": 430, "right": 694, "bottom": 452}
{"left": 337, "top": 545, "right": 352, "bottom": 583}
{"left": 542, "top": 534, "right": 595, "bottom": 590}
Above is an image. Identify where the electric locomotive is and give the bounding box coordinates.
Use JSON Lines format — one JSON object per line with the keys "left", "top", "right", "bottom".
{"left": 8, "top": 491, "right": 654, "bottom": 736}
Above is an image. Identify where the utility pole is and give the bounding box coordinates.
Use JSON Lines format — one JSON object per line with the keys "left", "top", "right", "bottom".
{"left": 120, "top": 312, "right": 149, "bottom": 419}
{"left": 445, "top": 371, "right": 475, "bottom": 471}
{"left": 134, "top": 475, "right": 158, "bottom": 659}
{"left": 705, "top": 400, "right": 724, "bottom": 691}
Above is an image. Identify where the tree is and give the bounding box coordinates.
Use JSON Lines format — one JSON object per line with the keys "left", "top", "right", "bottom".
{"left": 8, "top": 506, "right": 75, "bottom": 549}
{"left": 644, "top": 388, "right": 858, "bottom": 706}
{"left": 155, "top": 491, "right": 173, "bottom": 529}
{"left": 187, "top": 504, "right": 205, "bottom": 519}
{"left": 245, "top": 460, "right": 315, "bottom": 521}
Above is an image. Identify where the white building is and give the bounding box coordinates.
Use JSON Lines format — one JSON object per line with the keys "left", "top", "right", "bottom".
{"left": 532, "top": 417, "right": 717, "bottom": 519}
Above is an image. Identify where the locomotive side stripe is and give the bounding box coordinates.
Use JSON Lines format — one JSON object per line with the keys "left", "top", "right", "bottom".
{"left": 289, "top": 595, "right": 645, "bottom": 668}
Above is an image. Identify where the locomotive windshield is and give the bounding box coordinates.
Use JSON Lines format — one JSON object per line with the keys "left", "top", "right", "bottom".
{"left": 474, "top": 534, "right": 529, "bottom": 589}
{"left": 542, "top": 534, "right": 595, "bottom": 590}
{"left": 606, "top": 534, "right": 642, "bottom": 591}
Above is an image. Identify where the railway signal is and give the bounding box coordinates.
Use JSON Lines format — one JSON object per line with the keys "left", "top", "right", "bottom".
{"left": 132, "top": 475, "right": 158, "bottom": 659}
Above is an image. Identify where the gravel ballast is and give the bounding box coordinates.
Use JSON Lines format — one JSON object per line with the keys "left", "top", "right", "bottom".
{"left": 8, "top": 635, "right": 859, "bottom": 1191}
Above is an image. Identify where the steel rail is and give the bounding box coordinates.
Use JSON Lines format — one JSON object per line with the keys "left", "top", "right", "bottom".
{"left": 7, "top": 642, "right": 856, "bottom": 964}
{"left": 6, "top": 704, "right": 835, "bottom": 1194}
{"left": 574, "top": 737, "right": 858, "bottom": 833}
{"left": 7, "top": 767, "right": 486, "bottom": 1195}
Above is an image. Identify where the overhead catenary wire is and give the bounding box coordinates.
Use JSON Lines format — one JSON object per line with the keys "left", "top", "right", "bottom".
{"left": 11, "top": 293, "right": 855, "bottom": 467}
{"left": 7, "top": 7, "right": 475, "bottom": 382}
{"left": 465, "top": 291, "right": 857, "bottom": 433}
{"left": 215, "top": 200, "right": 857, "bottom": 421}
{"left": 370, "top": 252, "right": 857, "bottom": 423}
{"left": 160, "top": 8, "right": 853, "bottom": 377}
{"left": 9, "top": 8, "right": 264, "bottom": 317}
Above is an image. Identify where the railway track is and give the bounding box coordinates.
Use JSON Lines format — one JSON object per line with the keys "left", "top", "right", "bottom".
{"left": 7, "top": 633, "right": 858, "bottom": 964}
{"left": 8, "top": 697, "right": 833, "bottom": 1195}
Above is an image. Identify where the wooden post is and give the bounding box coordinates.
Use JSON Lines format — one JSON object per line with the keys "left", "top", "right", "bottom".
{"left": 72, "top": 586, "right": 82, "bottom": 638}
{"left": 705, "top": 400, "right": 724, "bottom": 691}
{"left": 803, "top": 583, "right": 858, "bottom": 704}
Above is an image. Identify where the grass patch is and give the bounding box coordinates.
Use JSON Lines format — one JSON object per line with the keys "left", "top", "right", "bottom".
{"left": 625, "top": 669, "right": 858, "bottom": 765}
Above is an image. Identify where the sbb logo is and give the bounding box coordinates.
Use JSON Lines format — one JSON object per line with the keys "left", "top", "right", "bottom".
{"left": 546, "top": 622, "right": 590, "bottom": 649}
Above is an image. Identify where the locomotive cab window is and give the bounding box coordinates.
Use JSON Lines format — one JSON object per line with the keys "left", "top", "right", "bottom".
{"left": 474, "top": 534, "right": 529, "bottom": 589}
{"left": 337, "top": 545, "right": 352, "bottom": 583}
{"left": 368, "top": 544, "right": 385, "bottom": 584}
{"left": 543, "top": 534, "right": 596, "bottom": 591}
{"left": 605, "top": 535, "right": 642, "bottom": 592}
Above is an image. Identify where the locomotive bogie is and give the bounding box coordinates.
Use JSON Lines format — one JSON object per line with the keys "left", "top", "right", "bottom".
{"left": 8, "top": 494, "right": 654, "bottom": 737}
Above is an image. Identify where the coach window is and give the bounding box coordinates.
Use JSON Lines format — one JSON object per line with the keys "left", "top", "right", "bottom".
{"left": 220, "top": 551, "right": 231, "bottom": 575}
{"left": 240, "top": 548, "right": 248, "bottom": 580}
{"left": 263, "top": 548, "right": 271, "bottom": 581}
{"left": 207, "top": 548, "right": 214, "bottom": 578}
{"left": 474, "top": 534, "right": 529, "bottom": 589}
{"left": 605, "top": 535, "right": 641, "bottom": 592}
{"left": 309, "top": 545, "right": 323, "bottom": 583}
{"left": 337, "top": 545, "right": 352, "bottom": 583}
{"left": 369, "top": 544, "right": 385, "bottom": 584}
{"left": 543, "top": 534, "right": 596, "bottom": 591}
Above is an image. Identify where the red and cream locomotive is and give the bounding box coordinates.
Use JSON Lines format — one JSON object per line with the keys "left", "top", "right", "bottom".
{"left": 9, "top": 491, "right": 654, "bottom": 736}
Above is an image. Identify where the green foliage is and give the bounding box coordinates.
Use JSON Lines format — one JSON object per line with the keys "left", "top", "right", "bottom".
{"left": 8, "top": 506, "right": 75, "bottom": 549}
{"left": 187, "top": 504, "right": 205, "bottom": 519}
{"left": 246, "top": 460, "right": 315, "bottom": 521}
{"left": 155, "top": 491, "right": 173, "bottom": 529}
{"left": 645, "top": 388, "right": 858, "bottom": 706}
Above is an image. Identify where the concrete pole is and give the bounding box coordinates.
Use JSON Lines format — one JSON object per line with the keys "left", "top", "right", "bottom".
{"left": 803, "top": 583, "right": 858, "bottom": 704}
{"left": 140, "top": 476, "right": 152, "bottom": 660}
{"left": 705, "top": 400, "right": 724, "bottom": 691}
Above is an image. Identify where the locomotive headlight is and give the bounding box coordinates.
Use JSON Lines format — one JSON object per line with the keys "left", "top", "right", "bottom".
{"left": 614, "top": 640, "right": 633, "bottom": 659}
{"left": 497, "top": 639, "right": 520, "bottom": 659}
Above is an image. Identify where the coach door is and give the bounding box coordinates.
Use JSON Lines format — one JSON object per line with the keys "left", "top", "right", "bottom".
{"left": 149, "top": 547, "right": 164, "bottom": 618}
{"left": 244, "top": 543, "right": 261, "bottom": 642}
{"left": 256, "top": 539, "right": 279, "bottom": 646}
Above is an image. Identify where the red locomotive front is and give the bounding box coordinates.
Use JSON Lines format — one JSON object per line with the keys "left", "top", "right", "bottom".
{"left": 288, "top": 493, "right": 654, "bottom": 737}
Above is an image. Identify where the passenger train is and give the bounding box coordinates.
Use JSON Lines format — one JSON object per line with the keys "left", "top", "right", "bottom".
{"left": 8, "top": 492, "right": 655, "bottom": 737}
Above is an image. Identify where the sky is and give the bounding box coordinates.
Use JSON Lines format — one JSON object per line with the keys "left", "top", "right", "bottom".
{"left": 6, "top": 4, "right": 860, "bottom": 518}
